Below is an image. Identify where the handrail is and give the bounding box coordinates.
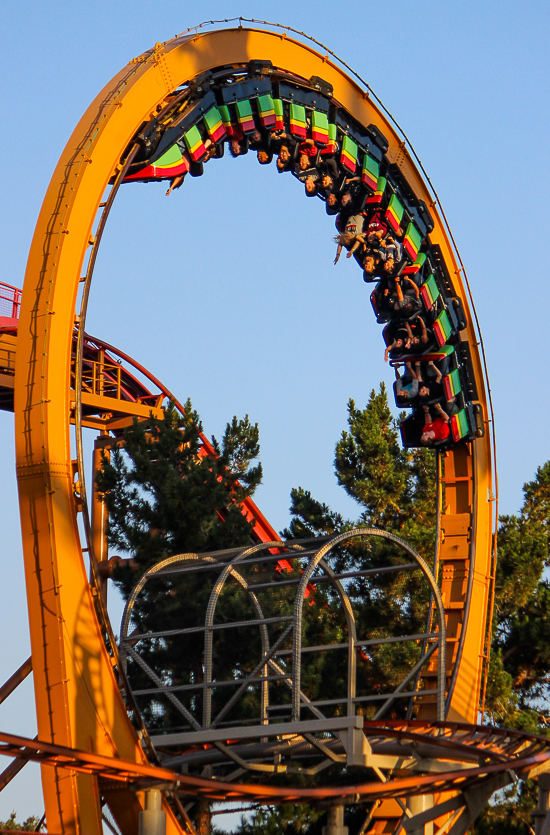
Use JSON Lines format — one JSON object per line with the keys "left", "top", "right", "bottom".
{"left": 0, "top": 282, "right": 21, "bottom": 320}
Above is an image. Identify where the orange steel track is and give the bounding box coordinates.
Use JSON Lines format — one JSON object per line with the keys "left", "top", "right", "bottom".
{"left": 1, "top": 723, "right": 550, "bottom": 803}
{"left": 14, "top": 25, "right": 494, "bottom": 835}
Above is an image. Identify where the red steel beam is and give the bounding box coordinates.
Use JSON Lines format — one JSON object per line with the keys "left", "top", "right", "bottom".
{"left": 0, "top": 727, "right": 548, "bottom": 804}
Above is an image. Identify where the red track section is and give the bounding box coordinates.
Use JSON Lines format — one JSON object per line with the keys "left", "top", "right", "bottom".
{"left": 0, "top": 723, "right": 549, "bottom": 803}
{"left": 0, "top": 282, "right": 20, "bottom": 331}
{"left": 0, "top": 282, "right": 281, "bottom": 547}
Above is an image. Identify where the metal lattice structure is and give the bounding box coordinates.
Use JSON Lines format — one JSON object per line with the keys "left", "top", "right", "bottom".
{"left": 119, "top": 530, "right": 446, "bottom": 779}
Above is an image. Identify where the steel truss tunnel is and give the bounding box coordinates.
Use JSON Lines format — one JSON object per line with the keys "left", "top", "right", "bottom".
{"left": 1, "top": 20, "right": 540, "bottom": 835}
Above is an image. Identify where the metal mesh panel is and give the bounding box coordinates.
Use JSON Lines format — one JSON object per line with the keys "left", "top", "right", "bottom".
{"left": 0, "top": 283, "right": 20, "bottom": 319}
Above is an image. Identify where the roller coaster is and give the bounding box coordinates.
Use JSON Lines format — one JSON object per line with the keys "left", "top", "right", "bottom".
{"left": 2, "top": 20, "right": 550, "bottom": 835}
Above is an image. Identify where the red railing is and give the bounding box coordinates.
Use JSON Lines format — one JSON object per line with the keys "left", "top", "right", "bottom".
{"left": 0, "top": 282, "right": 21, "bottom": 321}
{"left": 0, "top": 284, "right": 281, "bottom": 545}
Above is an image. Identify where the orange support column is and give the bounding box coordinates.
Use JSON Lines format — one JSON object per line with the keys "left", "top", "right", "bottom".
{"left": 91, "top": 435, "right": 110, "bottom": 603}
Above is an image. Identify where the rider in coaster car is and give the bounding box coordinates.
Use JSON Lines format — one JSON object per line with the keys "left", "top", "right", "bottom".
{"left": 420, "top": 402, "right": 454, "bottom": 446}
{"left": 364, "top": 210, "right": 388, "bottom": 247}
{"left": 363, "top": 248, "right": 386, "bottom": 280}
{"left": 248, "top": 127, "right": 273, "bottom": 165}
{"left": 361, "top": 213, "right": 390, "bottom": 278}
{"left": 417, "top": 362, "right": 458, "bottom": 421}
{"left": 394, "top": 361, "right": 420, "bottom": 403}
{"left": 271, "top": 132, "right": 297, "bottom": 172}
{"left": 384, "top": 324, "right": 410, "bottom": 362}
{"left": 403, "top": 316, "right": 432, "bottom": 355}
{"left": 336, "top": 187, "right": 360, "bottom": 212}
{"left": 389, "top": 274, "right": 422, "bottom": 318}
{"left": 296, "top": 139, "right": 318, "bottom": 170}
{"left": 228, "top": 133, "right": 248, "bottom": 157}
{"left": 384, "top": 316, "right": 431, "bottom": 362}
{"left": 320, "top": 156, "right": 339, "bottom": 183}
{"left": 325, "top": 192, "right": 340, "bottom": 214}
{"left": 257, "top": 150, "right": 273, "bottom": 164}
{"left": 294, "top": 159, "right": 319, "bottom": 183}
{"left": 304, "top": 175, "right": 321, "bottom": 196}
{"left": 166, "top": 172, "right": 186, "bottom": 196}
{"left": 276, "top": 144, "right": 295, "bottom": 171}
{"left": 381, "top": 236, "right": 403, "bottom": 275}
{"left": 341, "top": 178, "right": 362, "bottom": 208}
{"left": 321, "top": 173, "right": 337, "bottom": 201}
{"left": 166, "top": 137, "right": 219, "bottom": 196}
{"left": 248, "top": 128, "right": 266, "bottom": 149}
{"left": 417, "top": 361, "right": 444, "bottom": 401}
{"left": 333, "top": 212, "right": 367, "bottom": 264}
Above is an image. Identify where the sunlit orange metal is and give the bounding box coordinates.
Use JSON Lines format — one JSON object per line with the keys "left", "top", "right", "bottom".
{"left": 0, "top": 723, "right": 548, "bottom": 803}
{"left": 14, "top": 27, "right": 493, "bottom": 834}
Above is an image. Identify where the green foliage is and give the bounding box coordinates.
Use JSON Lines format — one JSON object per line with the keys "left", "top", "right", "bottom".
{"left": 98, "top": 388, "right": 550, "bottom": 834}
{"left": 285, "top": 388, "right": 436, "bottom": 554}
{"left": 473, "top": 781, "right": 537, "bottom": 835}
{"left": 217, "top": 803, "right": 374, "bottom": 835}
{"left": 282, "top": 386, "right": 550, "bottom": 833}
{"left": 486, "top": 465, "right": 550, "bottom": 720}
{"left": 493, "top": 514, "right": 547, "bottom": 622}
{"left": 0, "top": 812, "right": 42, "bottom": 831}
{"left": 476, "top": 462, "right": 550, "bottom": 831}
{"left": 283, "top": 387, "right": 437, "bottom": 718}
{"left": 230, "top": 805, "right": 324, "bottom": 835}
{"left": 523, "top": 461, "right": 550, "bottom": 534}
{"left": 97, "top": 401, "right": 262, "bottom": 583}
{"left": 96, "top": 401, "right": 264, "bottom": 728}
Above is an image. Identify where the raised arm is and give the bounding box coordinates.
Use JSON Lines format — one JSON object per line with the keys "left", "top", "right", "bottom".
{"left": 404, "top": 277, "right": 420, "bottom": 298}
{"left": 349, "top": 233, "right": 368, "bottom": 255}
{"left": 418, "top": 316, "right": 429, "bottom": 343}
{"left": 394, "top": 276, "right": 404, "bottom": 302}
{"left": 385, "top": 341, "right": 397, "bottom": 363}
{"left": 434, "top": 402, "right": 450, "bottom": 421}
{"left": 429, "top": 360, "right": 442, "bottom": 384}
{"left": 166, "top": 174, "right": 185, "bottom": 196}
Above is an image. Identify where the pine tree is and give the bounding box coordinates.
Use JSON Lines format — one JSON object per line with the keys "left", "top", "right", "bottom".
{"left": 283, "top": 390, "right": 550, "bottom": 835}
{"left": 283, "top": 391, "right": 550, "bottom": 834}
{"left": 97, "top": 390, "right": 550, "bottom": 835}
{"left": 0, "top": 812, "right": 42, "bottom": 831}
{"left": 283, "top": 386, "right": 437, "bottom": 710}
{"left": 473, "top": 464, "right": 550, "bottom": 833}
{"left": 95, "top": 401, "right": 264, "bottom": 729}
{"left": 229, "top": 805, "right": 324, "bottom": 835}
{"left": 97, "top": 401, "right": 262, "bottom": 582}
{"left": 285, "top": 386, "right": 436, "bottom": 549}
{"left": 484, "top": 464, "right": 550, "bottom": 732}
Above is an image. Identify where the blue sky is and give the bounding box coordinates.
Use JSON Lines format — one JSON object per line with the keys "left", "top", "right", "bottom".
{"left": 1, "top": 0, "right": 549, "bottom": 822}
